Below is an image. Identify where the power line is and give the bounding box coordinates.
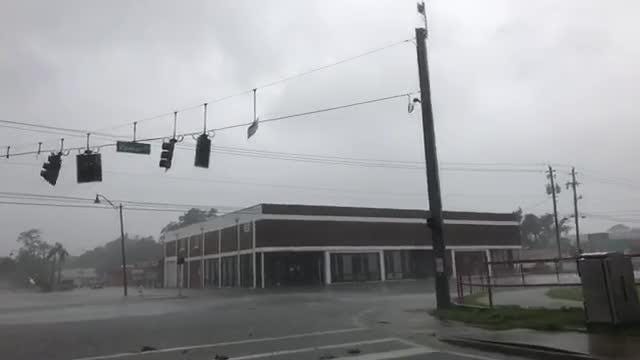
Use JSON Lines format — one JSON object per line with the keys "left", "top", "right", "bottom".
{"left": 0, "top": 124, "right": 84, "bottom": 139}
{"left": 0, "top": 124, "right": 125, "bottom": 153}
{"left": 92, "top": 37, "right": 413, "bottom": 133}
{"left": 0, "top": 161, "right": 425, "bottom": 198}
{"left": 0, "top": 160, "right": 544, "bottom": 206}
{"left": 580, "top": 169, "right": 636, "bottom": 184}
{"left": 0, "top": 200, "right": 191, "bottom": 213}
{"left": 1, "top": 120, "right": 549, "bottom": 171}
{"left": 176, "top": 141, "right": 545, "bottom": 172}
{"left": 0, "top": 199, "right": 284, "bottom": 218}
{"left": 0, "top": 119, "right": 117, "bottom": 138}
{"left": 2, "top": 91, "right": 417, "bottom": 158}
{"left": 1, "top": 37, "right": 413, "bottom": 151}
{"left": 0, "top": 191, "right": 237, "bottom": 210}
{"left": 580, "top": 172, "right": 640, "bottom": 190}
{"left": 211, "top": 92, "right": 419, "bottom": 132}
{"left": 589, "top": 210, "right": 640, "bottom": 214}
{"left": 583, "top": 213, "right": 640, "bottom": 224}
{"left": 0, "top": 116, "right": 558, "bottom": 170}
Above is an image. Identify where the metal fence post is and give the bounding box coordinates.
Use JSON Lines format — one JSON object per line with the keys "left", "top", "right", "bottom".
{"left": 484, "top": 257, "right": 494, "bottom": 308}
{"left": 486, "top": 272, "right": 494, "bottom": 308}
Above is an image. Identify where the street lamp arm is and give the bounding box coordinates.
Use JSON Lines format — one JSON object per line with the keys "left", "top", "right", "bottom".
{"left": 94, "top": 193, "right": 128, "bottom": 297}
{"left": 94, "top": 193, "right": 116, "bottom": 208}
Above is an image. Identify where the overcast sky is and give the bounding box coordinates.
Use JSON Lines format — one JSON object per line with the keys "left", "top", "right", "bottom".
{"left": 1, "top": 0, "right": 639, "bottom": 255}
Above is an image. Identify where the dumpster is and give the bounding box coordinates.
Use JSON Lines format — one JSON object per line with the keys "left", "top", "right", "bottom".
{"left": 578, "top": 252, "right": 640, "bottom": 325}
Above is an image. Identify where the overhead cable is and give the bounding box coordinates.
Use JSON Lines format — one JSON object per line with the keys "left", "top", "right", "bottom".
{"left": 2, "top": 91, "right": 417, "bottom": 158}
{"left": 92, "top": 37, "right": 413, "bottom": 133}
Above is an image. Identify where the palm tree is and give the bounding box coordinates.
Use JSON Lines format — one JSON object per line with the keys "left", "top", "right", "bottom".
{"left": 55, "top": 245, "right": 69, "bottom": 285}
{"left": 46, "top": 243, "right": 69, "bottom": 289}
{"left": 46, "top": 246, "right": 57, "bottom": 290}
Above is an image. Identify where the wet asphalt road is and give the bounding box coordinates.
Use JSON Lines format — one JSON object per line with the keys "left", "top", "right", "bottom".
{"left": 0, "top": 283, "right": 516, "bottom": 360}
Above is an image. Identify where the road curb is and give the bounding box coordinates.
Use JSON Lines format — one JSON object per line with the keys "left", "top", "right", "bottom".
{"left": 439, "top": 336, "right": 598, "bottom": 360}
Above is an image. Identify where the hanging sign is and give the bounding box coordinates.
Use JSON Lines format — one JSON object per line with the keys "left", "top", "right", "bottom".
{"left": 116, "top": 141, "right": 151, "bottom": 154}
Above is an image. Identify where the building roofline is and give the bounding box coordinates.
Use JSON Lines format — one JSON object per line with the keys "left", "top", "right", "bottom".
{"left": 258, "top": 203, "right": 518, "bottom": 221}
{"left": 162, "top": 202, "right": 519, "bottom": 240}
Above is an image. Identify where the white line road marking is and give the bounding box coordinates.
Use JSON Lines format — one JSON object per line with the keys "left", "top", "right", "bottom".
{"left": 392, "top": 335, "right": 499, "bottom": 360}
{"left": 392, "top": 337, "right": 426, "bottom": 348}
{"left": 71, "top": 327, "right": 367, "bottom": 360}
{"left": 227, "top": 337, "right": 406, "bottom": 360}
{"left": 444, "top": 350, "right": 501, "bottom": 360}
{"left": 331, "top": 347, "right": 435, "bottom": 360}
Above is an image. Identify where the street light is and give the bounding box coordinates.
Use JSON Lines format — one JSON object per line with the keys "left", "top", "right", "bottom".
{"left": 95, "top": 194, "right": 128, "bottom": 296}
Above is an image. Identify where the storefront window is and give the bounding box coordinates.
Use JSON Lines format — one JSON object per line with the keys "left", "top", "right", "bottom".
{"left": 240, "top": 254, "right": 253, "bottom": 287}
{"left": 385, "top": 250, "right": 431, "bottom": 279}
{"left": 204, "top": 258, "right": 219, "bottom": 287}
{"left": 331, "top": 253, "right": 380, "bottom": 282}
{"left": 221, "top": 256, "right": 237, "bottom": 287}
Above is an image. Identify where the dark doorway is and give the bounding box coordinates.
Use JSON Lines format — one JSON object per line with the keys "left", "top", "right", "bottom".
{"left": 189, "top": 260, "right": 201, "bottom": 288}
{"left": 264, "top": 252, "right": 323, "bottom": 287}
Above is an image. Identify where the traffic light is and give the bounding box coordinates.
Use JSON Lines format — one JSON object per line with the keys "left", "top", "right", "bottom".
{"left": 194, "top": 133, "right": 211, "bottom": 168}
{"left": 76, "top": 150, "right": 102, "bottom": 183}
{"left": 40, "top": 152, "right": 62, "bottom": 186}
{"left": 159, "top": 138, "right": 177, "bottom": 170}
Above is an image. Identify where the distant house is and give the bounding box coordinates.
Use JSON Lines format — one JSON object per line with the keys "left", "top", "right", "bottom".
{"left": 583, "top": 230, "right": 640, "bottom": 254}
{"left": 131, "top": 260, "right": 163, "bottom": 288}
{"left": 107, "top": 261, "right": 163, "bottom": 288}
{"left": 61, "top": 268, "right": 97, "bottom": 287}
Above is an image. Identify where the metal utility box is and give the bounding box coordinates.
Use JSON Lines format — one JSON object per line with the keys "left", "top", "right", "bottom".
{"left": 578, "top": 252, "right": 640, "bottom": 325}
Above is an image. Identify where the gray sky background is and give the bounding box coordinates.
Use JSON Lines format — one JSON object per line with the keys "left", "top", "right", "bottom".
{"left": 1, "top": 0, "right": 639, "bottom": 255}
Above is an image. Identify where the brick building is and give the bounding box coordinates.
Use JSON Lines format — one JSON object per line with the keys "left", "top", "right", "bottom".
{"left": 163, "top": 203, "right": 521, "bottom": 288}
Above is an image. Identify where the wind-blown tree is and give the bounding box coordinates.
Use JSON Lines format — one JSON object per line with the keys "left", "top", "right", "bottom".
{"left": 518, "top": 213, "right": 571, "bottom": 250}
{"left": 13, "top": 229, "right": 55, "bottom": 290}
{"left": 161, "top": 208, "right": 218, "bottom": 235}
{"left": 46, "top": 242, "right": 69, "bottom": 287}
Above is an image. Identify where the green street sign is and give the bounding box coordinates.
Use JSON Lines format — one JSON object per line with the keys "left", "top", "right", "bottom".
{"left": 116, "top": 141, "right": 151, "bottom": 154}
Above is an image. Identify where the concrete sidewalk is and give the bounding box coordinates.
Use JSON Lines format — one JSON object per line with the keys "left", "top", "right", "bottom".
{"left": 449, "top": 288, "right": 640, "bottom": 358}
{"left": 354, "top": 289, "right": 639, "bottom": 360}
{"left": 473, "top": 287, "right": 583, "bottom": 309}
{"left": 437, "top": 326, "right": 640, "bottom": 360}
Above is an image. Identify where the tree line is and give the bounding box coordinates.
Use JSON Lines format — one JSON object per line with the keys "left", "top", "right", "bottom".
{"left": 514, "top": 209, "right": 575, "bottom": 253}
{"left": 0, "top": 229, "right": 69, "bottom": 291}
{"left": 0, "top": 207, "right": 219, "bottom": 290}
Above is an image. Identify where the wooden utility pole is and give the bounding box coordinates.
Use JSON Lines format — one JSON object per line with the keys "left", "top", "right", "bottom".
{"left": 119, "top": 204, "right": 128, "bottom": 296}
{"left": 567, "top": 167, "right": 582, "bottom": 253}
{"left": 415, "top": 26, "right": 451, "bottom": 309}
{"left": 547, "top": 166, "right": 562, "bottom": 258}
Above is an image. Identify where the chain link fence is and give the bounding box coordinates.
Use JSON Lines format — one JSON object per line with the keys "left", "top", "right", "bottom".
{"left": 454, "top": 254, "right": 640, "bottom": 307}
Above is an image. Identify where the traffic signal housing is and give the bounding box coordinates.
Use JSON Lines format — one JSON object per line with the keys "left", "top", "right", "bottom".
{"left": 159, "top": 138, "right": 177, "bottom": 170}
{"left": 194, "top": 133, "right": 211, "bottom": 168}
{"left": 76, "top": 150, "right": 102, "bottom": 183}
{"left": 40, "top": 152, "right": 62, "bottom": 186}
